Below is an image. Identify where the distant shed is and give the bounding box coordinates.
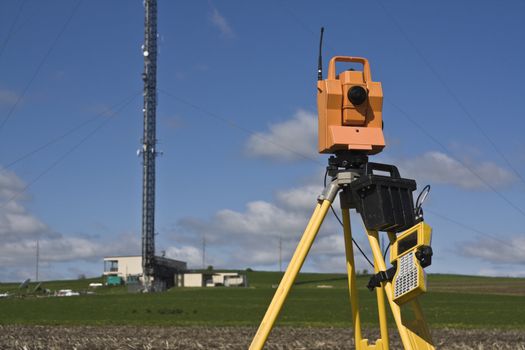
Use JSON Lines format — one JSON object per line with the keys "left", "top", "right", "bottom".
{"left": 177, "top": 272, "right": 248, "bottom": 288}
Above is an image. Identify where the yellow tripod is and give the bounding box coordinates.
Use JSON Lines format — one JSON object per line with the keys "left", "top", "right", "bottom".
{"left": 249, "top": 166, "right": 435, "bottom": 350}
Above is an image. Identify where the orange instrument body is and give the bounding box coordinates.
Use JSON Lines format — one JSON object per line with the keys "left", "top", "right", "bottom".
{"left": 317, "top": 56, "right": 385, "bottom": 154}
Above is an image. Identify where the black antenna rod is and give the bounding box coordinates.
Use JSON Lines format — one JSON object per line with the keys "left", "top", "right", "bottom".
{"left": 317, "top": 27, "right": 324, "bottom": 81}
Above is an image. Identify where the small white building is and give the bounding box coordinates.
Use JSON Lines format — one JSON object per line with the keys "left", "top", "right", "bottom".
{"left": 103, "top": 256, "right": 143, "bottom": 282}
{"left": 182, "top": 273, "right": 211, "bottom": 287}
{"left": 224, "top": 274, "right": 245, "bottom": 287}
{"left": 178, "top": 272, "right": 247, "bottom": 288}
{"left": 212, "top": 272, "right": 244, "bottom": 286}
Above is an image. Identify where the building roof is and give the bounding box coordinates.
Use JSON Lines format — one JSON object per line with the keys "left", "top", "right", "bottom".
{"left": 103, "top": 255, "right": 141, "bottom": 259}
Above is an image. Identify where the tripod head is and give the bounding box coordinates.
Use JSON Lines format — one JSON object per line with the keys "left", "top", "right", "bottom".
{"left": 326, "top": 151, "right": 369, "bottom": 177}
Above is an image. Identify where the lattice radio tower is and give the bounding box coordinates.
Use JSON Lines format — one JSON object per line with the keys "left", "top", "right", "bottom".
{"left": 141, "top": 0, "right": 158, "bottom": 289}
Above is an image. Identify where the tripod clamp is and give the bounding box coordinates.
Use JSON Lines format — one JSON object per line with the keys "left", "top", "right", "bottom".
{"left": 367, "top": 266, "right": 397, "bottom": 291}
{"left": 318, "top": 170, "right": 359, "bottom": 203}
{"left": 366, "top": 245, "right": 433, "bottom": 292}
{"left": 319, "top": 152, "right": 369, "bottom": 206}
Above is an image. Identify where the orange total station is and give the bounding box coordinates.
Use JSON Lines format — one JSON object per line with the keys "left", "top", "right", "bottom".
{"left": 317, "top": 56, "right": 385, "bottom": 154}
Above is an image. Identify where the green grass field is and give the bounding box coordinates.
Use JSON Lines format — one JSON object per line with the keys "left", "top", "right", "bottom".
{"left": 1, "top": 272, "right": 524, "bottom": 328}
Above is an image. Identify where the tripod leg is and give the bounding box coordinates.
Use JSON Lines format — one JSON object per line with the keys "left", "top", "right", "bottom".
{"left": 374, "top": 253, "right": 390, "bottom": 350}
{"left": 366, "top": 229, "right": 414, "bottom": 349}
{"left": 341, "top": 208, "right": 364, "bottom": 348}
{"left": 410, "top": 299, "right": 433, "bottom": 341}
{"left": 249, "top": 199, "right": 332, "bottom": 350}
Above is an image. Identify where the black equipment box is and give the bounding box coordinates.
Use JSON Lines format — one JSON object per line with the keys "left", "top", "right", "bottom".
{"left": 351, "top": 162, "right": 417, "bottom": 233}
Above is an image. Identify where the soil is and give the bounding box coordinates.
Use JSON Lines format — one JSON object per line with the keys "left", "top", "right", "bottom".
{"left": 1, "top": 325, "right": 523, "bottom": 349}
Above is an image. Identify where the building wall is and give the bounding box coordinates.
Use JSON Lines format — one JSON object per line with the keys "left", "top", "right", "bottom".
{"left": 178, "top": 272, "right": 247, "bottom": 288}
{"left": 104, "top": 256, "right": 142, "bottom": 280}
{"left": 224, "top": 276, "right": 244, "bottom": 287}
{"left": 118, "top": 256, "right": 142, "bottom": 277}
{"left": 103, "top": 255, "right": 187, "bottom": 288}
{"left": 212, "top": 272, "right": 239, "bottom": 285}
{"left": 183, "top": 273, "right": 203, "bottom": 287}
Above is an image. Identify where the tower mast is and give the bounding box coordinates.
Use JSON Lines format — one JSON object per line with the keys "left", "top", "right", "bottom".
{"left": 141, "top": 0, "right": 158, "bottom": 289}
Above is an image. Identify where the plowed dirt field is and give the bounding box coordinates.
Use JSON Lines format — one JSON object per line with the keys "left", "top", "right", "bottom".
{"left": 1, "top": 325, "right": 523, "bottom": 349}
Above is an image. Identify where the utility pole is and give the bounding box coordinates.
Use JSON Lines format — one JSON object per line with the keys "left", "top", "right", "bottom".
{"left": 202, "top": 235, "right": 206, "bottom": 269}
{"left": 141, "top": 0, "right": 158, "bottom": 290}
{"left": 35, "top": 239, "right": 39, "bottom": 282}
{"left": 279, "top": 235, "right": 282, "bottom": 273}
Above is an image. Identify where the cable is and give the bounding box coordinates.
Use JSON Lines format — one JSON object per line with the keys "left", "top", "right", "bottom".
{"left": 382, "top": 243, "right": 390, "bottom": 260}
{"left": 0, "top": 0, "right": 82, "bottom": 135}
{"left": 324, "top": 169, "right": 375, "bottom": 268}
{"left": 277, "top": 2, "right": 525, "bottom": 222}
{"left": 1, "top": 91, "right": 141, "bottom": 173}
{"left": 425, "top": 208, "right": 524, "bottom": 252}
{"left": 374, "top": 0, "right": 525, "bottom": 188}
{"left": 331, "top": 204, "right": 375, "bottom": 269}
{"left": 388, "top": 100, "right": 525, "bottom": 219}
{"left": 0, "top": 92, "right": 137, "bottom": 209}
{"left": 159, "top": 88, "right": 324, "bottom": 166}
{"left": 415, "top": 185, "right": 431, "bottom": 210}
{"left": 275, "top": 3, "right": 525, "bottom": 262}
{"left": 0, "top": 0, "right": 27, "bottom": 60}
{"left": 212, "top": 3, "right": 525, "bottom": 269}
{"left": 10, "top": 1, "right": 47, "bottom": 41}
{"left": 325, "top": 167, "right": 523, "bottom": 260}
{"left": 415, "top": 184, "right": 431, "bottom": 219}
{"left": 157, "top": 2, "right": 524, "bottom": 269}
{"left": 279, "top": 3, "right": 525, "bottom": 268}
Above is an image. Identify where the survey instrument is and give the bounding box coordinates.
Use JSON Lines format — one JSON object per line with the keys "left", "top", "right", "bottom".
{"left": 250, "top": 28, "right": 436, "bottom": 350}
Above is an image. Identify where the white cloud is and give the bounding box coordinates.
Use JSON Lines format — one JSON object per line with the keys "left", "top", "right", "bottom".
{"left": 276, "top": 185, "right": 323, "bottom": 211}
{"left": 0, "top": 169, "right": 50, "bottom": 242}
{"left": 462, "top": 235, "right": 525, "bottom": 265}
{"left": 43, "top": 234, "right": 139, "bottom": 263}
{"left": 3, "top": 212, "right": 47, "bottom": 236}
{"left": 173, "top": 178, "right": 376, "bottom": 273}
{"left": 311, "top": 234, "right": 346, "bottom": 256}
{"left": 397, "top": 151, "right": 516, "bottom": 190}
{"left": 209, "top": 6, "right": 234, "bottom": 38}
{"left": 476, "top": 266, "right": 525, "bottom": 278}
{"left": 0, "top": 232, "right": 140, "bottom": 266}
{"left": 0, "top": 238, "right": 94, "bottom": 266}
{"left": 0, "top": 168, "right": 141, "bottom": 281}
{"left": 244, "top": 109, "right": 515, "bottom": 187}
{"left": 165, "top": 245, "right": 202, "bottom": 268}
{"left": 0, "top": 231, "right": 141, "bottom": 281}
{"left": 0, "top": 168, "right": 26, "bottom": 200}
{"left": 214, "top": 201, "right": 309, "bottom": 237}
{"left": 5, "top": 142, "right": 520, "bottom": 281}
{"left": 245, "top": 110, "right": 317, "bottom": 161}
{"left": 171, "top": 151, "right": 519, "bottom": 276}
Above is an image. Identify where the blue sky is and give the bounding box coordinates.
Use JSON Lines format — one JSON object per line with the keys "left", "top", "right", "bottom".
{"left": 0, "top": 0, "right": 524, "bottom": 282}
